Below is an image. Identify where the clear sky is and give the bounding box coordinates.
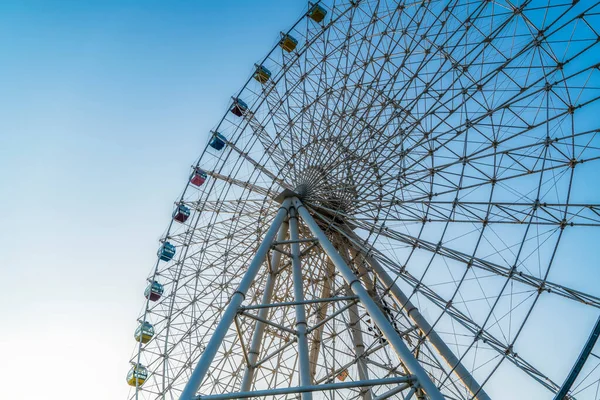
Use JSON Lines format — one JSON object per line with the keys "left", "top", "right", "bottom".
{"left": 0, "top": 1, "right": 306, "bottom": 399}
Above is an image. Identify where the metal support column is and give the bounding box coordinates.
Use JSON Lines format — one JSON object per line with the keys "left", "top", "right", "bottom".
{"left": 347, "top": 291, "right": 373, "bottom": 400}
{"left": 353, "top": 245, "right": 491, "bottom": 400}
{"left": 372, "top": 383, "right": 411, "bottom": 400}
{"left": 340, "top": 244, "right": 372, "bottom": 400}
{"left": 404, "top": 387, "right": 417, "bottom": 400}
{"left": 309, "top": 259, "right": 335, "bottom": 380}
{"left": 293, "top": 197, "right": 444, "bottom": 400}
{"left": 178, "top": 198, "right": 292, "bottom": 400}
{"left": 289, "top": 206, "right": 313, "bottom": 399}
{"left": 194, "top": 376, "right": 413, "bottom": 400}
{"left": 240, "top": 220, "right": 289, "bottom": 391}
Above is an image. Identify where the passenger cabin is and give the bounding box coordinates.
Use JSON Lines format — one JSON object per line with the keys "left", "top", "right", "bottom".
{"left": 144, "top": 281, "right": 164, "bottom": 301}
{"left": 209, "top": 132, "right": 227, "bottom": 151}
{"left": 280, "top": 34, "right": 298, "bottom": 52}
{"left": 190, "top": 168, "right": 208, "bottom": 186}
{"left": 308, "top": 4, "right": 327, "bottom": 22}
{"left": 158, "top": 242, "right": 176, "bottom": 262}
{"left": 337, "top": 369, "right": 349, "bottom": 381}
{"left": 254, "top": 65, "right": 272, "bottom": 84}
{"left": 126, "top": 364, "right": 148, "bottom": 387}
{"left": 172, "top": 204, "right": 191, "bottom": 223}
{"left": 230, "top": 98, "right": 248, "bottom": 117}
{"left": 134, "top": 321, "right": 155, "bottom": 344}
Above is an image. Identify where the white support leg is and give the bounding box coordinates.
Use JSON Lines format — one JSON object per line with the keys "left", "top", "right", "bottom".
{"left": 339, "top": 245, "right": 372, "bottom": 400}
{"left": 347, "top": 292, "right": 373, "bottom": 400}
{"left": 289, "top": 206, "right": 313, "bottom": 399}
{"left": 240, "top": 220, "right": 289, "bottom": 391}
{"left": 309, "top": 259, "right": 335, "bottom": 380}
{"left": 178, "top": 198, "right": 292, "bottom": 400}
{"left": 354, "top": 247, "right": 491, "bottom": 400}
{"left": 293, "top": 197, "right": 444, "bottom": 400}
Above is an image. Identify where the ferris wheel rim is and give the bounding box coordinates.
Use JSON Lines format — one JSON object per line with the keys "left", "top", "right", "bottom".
{"left": 129, "top": 1, "right": 600, "bottom": 399}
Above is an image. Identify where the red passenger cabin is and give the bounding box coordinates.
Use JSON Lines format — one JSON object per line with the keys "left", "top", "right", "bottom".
{"left": 172, "top": 204, "right": 191, "bottom": 223}
{"left": 190, "top": 168, "right": 208, "bottom": 187}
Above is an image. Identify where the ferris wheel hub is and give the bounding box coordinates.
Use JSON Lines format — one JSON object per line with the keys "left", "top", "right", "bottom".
{"left": 273, "top": 188, "right": 303, "bottom": 204}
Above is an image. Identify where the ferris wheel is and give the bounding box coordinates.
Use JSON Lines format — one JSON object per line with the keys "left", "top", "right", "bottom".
{"left": 127, "top": 1, "right": 600, "bottom": 399}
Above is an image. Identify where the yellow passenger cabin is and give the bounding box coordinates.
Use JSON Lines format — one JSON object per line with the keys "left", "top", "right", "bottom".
{"left": 254, "top": 65, "right": 272, "bottom": 84}
{"left": 308, "top": 4, "right": 327, "bottom": 23}
{"left": 279, "top": 33, "right": 298, "bottom": 52}
{"left": 126, "top": 364, "right": 148, "bottom": 387}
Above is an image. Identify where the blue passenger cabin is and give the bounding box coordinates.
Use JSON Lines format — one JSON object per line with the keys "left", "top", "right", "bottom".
{"left": 172, "top": 204, "right": 191, "bottom": 223}
{"left": 144, "top": 281, "right": 164, "bottom": 302}
{"left": 280, "top": 34, "right": 298, "bottom": 52}
{"left": 308, "top": 4, "right": 327, "bottom": 22}
{"left": 254, "top": 65, "right": 272, "bottom": 84}
{"left": 209, "top": 132, "right": 227, "bottom": 151}
{"left": 134, "top": 321, "right": 155, "bottom": 344}
{"left": 230, "top": 98, "right": 248, "bottom": 117}
{"left": 158, "top": 242, "right": 176, "bottom": 262}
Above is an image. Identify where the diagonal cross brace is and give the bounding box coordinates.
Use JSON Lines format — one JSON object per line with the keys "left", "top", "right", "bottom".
{"left": 179, "top": 196, "right": 445, "bottom": 400}
{"left": 291, "top": 197, "right": 445, "bottom": 400}
{"left": 178, "top": 199, "right": 291, "bottom": 400}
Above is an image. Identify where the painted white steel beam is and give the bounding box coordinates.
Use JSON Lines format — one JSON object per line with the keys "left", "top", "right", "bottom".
{"left": 292, "top": 197, "right": 445, "bottom": 400}
{"left": 178, "top": 198, "right": 292, "bottom": 400}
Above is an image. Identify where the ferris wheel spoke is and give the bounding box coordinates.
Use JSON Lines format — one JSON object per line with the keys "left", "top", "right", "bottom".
{"left": 369, "top": 107, "right": 593, "bottom": 205}
{"left": 358, "top": 122, "right": 600, "bottom": 205}
{"left": 185, "top": 198, "right": 271, "bottom": 214}
{"left": 308, "top": 2, "right": 442, "bottom": 172}
{"left": 258, "top": 15, "right": 356, "bottom": 150}
{"left": 220, "top": 139, "right": 291, "bottom": 190}
{"left": 356, "top": 199, "right": 600, "bottom": 227}
{"left": 356, "top": 26, "right": 600, "bottom": 190}
{"left": 243, "top": 112, "right": 293, "bottom": 171}
{"left": 203, "top": 171, "right": 277, "bottom": 199}
{"left": 363, "top": 247, "right": 567, "bottom": 395}
{"left": 259, "top": 86, "right": 301, "bottom": 172}
{"left": 299, "top": 4, "right": 416, "bottom": 171}
{"left": 168, "top": 219, "right": 263, "bottom": 251}
{"left": 369, "top": 153, "right": 597, "bottom": 208}
{"left": 327, "top": 219, "right": 564, "bottom": 395}
{"left": 344, "top": 8, "right": 512, "bottom": 167}
{"left": 388, "top": 68, "right": 600, "bottom": 188}
{"left": 330, "top": 218, "right": 600, "bottom": 309}
{"left": 318, "top": 209, "right": 600, "bottom": 308}
{"left": 273, "top": 7, "right": 426, "bottom": 176}
{"left": 235, "top": 11, "right": 352, "bottom": 180}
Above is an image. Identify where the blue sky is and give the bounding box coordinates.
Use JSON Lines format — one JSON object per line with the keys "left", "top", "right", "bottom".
{"left": 0, "top": 1, "right": 305, "bottom": 399}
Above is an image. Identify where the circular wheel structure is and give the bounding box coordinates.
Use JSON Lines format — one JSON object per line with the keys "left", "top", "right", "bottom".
{"left": 128, "top": 1, "right": 600, "bottom": 399}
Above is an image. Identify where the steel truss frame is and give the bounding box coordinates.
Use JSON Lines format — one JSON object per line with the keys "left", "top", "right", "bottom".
{"left": 178, "top": 196, "right": 490, "bottom": 400}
